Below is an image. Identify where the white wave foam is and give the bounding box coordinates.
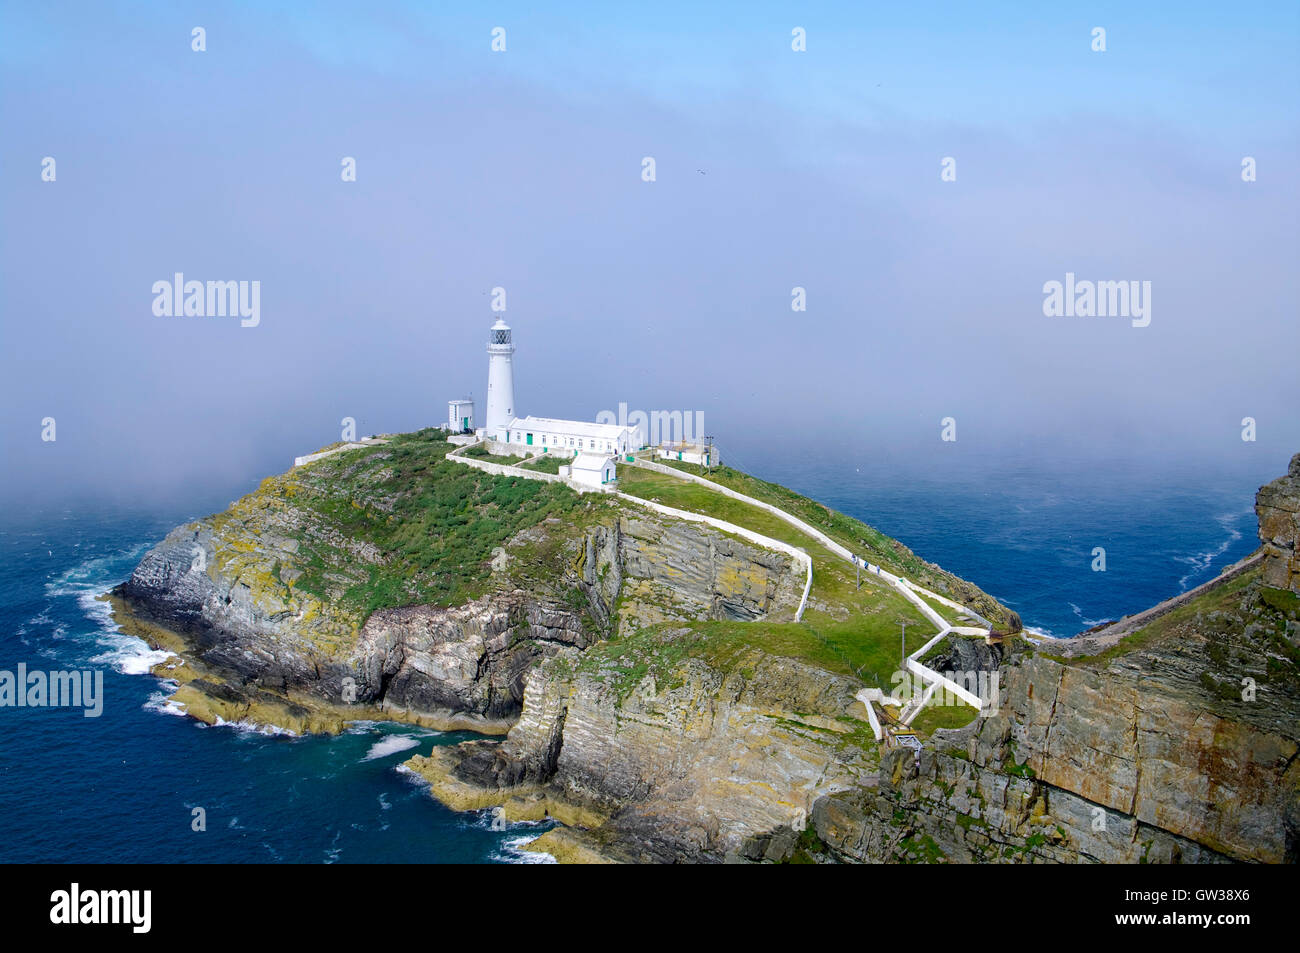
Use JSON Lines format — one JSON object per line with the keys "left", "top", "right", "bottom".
{"left": 1176, "top": 512, "right": 1246, "bottom": 590}
{"left": 210, "top": 716, "right": 300, "bottom": 738}
{"left": 42, "top": 543, "right": 174, "bottom": 674}
{"left": 44, "top": 543, "right": 151, "bottom": 601}
{"left": 143, "top": 690, "right": 188, "bottom": 718}
{"left": 362, "top": 735, "right": 420, "bottom": 762}
{"left": 1068, "top": 602, "right": 1109, "bottom": 629}
{"left": 91, "top": 638, "right": 173, "bottom": 675}
{"left": 494, "top": 835, "right": 557, "bottom": 864}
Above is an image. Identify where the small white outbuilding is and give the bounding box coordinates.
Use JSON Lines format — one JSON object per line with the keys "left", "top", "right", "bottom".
{"left": 448, "top": 399, "right": 474, "bottom": 433}
{"left": 567, "top": 452, "right": 617, "bottom": 488}
{"left": 657, "top": 442, "right": 712, "bottom": 466}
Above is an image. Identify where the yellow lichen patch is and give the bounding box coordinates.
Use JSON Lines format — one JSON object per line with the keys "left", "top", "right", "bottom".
{"left": 715, "top": 563, "right": 766, "bottom": 599}
{"left": 502, "top": 793, "right": 608, "bottom": 830}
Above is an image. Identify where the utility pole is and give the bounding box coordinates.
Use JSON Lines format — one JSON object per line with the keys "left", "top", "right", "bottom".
{"left": 855, "top": 556, "right": 860, "bottom": 591}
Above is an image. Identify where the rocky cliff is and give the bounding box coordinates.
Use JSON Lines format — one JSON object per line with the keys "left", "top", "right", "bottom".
{"left": 1258, "top": 453, "right": 1300, "bottom": 594}
{"left": 111, "top": 430, "right": 1298, "bottom": 863}
{"left": 116, "top": 500, "right": 803, "bottom": 732}
{"left": 404, "top": 457, "right": 1300, "bottom": 864}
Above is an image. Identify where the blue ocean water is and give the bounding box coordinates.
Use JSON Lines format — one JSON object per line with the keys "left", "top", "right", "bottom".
{"left": 0, "top": 454, "right": 1270, "bottom": 862}
{"left": 0, "top": 507, "right": 555, "bottom": 863}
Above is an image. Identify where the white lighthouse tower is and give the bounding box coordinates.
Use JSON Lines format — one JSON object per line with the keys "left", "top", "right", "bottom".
{"left": 484, "top": 316, "right": 516, "bottom": 439}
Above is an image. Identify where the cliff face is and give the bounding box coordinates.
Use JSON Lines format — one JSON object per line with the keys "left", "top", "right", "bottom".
{"left": 116, "top": 501, "right": 802, "bottom": 728}
{"left": 406, "top": 628, "right": 879, "bottom": 862}
{"left": 809, "top": 530, "right": 1300, "bottom": 865}
{"left": 1258, "top": 452, "right": 1300, "bottom": 594}
{"left": 815, "top": 625, "right": 1299, "bottom": 864}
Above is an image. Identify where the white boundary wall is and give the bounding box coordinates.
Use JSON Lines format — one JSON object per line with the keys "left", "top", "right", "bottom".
{"left": 293, "top": 437, "right": 389, "bottom": 468}
{"left": 633, "top": 459, "right": 861, "bottom": 560}
{"left": 906, "top": 658, "right": 984, "bottom": 709}
{"left": 449, "top": 447, "right": 987, "bottom": 716}
{"left": 853, "top": 689, "right": 885, "bottom": 741}
{"left": 447, "top": 443, "right": 611, "bottom": 494}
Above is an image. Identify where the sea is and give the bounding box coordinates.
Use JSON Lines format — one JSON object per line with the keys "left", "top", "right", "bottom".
{"left": 0, "top": 448, "right": 1274, "bottom": 863}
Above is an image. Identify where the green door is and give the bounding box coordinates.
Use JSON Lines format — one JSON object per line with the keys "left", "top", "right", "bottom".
{"left": 526, "top": 433, "right": 533, "bottom": 446}
{"left": 462, "top": 416, "right": 469, "bottom": 430}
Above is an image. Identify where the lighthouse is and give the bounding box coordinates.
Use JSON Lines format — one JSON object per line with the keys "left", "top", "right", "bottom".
{"left": 454, "top": 315, "right": 639, "bottom": 459}
{"left": 484, "top": 316, "right": 516, "bottom": 438}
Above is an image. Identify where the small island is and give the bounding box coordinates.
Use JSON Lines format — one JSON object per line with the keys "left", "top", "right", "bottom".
{"left": 108, "top": 419, "right": 1300, "bottom": 863}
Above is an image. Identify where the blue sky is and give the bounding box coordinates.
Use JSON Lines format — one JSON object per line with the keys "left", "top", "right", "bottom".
{"left": 1, "top": 1, "right": 1297, "bottom": 505}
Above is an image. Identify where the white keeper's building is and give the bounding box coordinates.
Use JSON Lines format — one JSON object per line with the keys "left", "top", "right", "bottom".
{"left": 657, "top": 442, "right": 712, "bottom": 466}
{"left": 499, "top": 416, "right": 639, "bottom": 456}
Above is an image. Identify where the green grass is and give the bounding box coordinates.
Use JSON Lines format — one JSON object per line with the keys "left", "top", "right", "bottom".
{"left": 459, "top": 443, "right": 529, "bottom": 465}
{"left": 577, "top": 607, "right": 935, "bottom": 692}
{"left": 260, "top": 429, "right": 603, "bottom": 617}
{"left": 909, "top": 698, "right": 980, "bottom": 735}
{"left": 580, "top": 619, "right": 861, "bottom": 689}
{"left": 521, "top": 454, "right": 567, "bottom": 474}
